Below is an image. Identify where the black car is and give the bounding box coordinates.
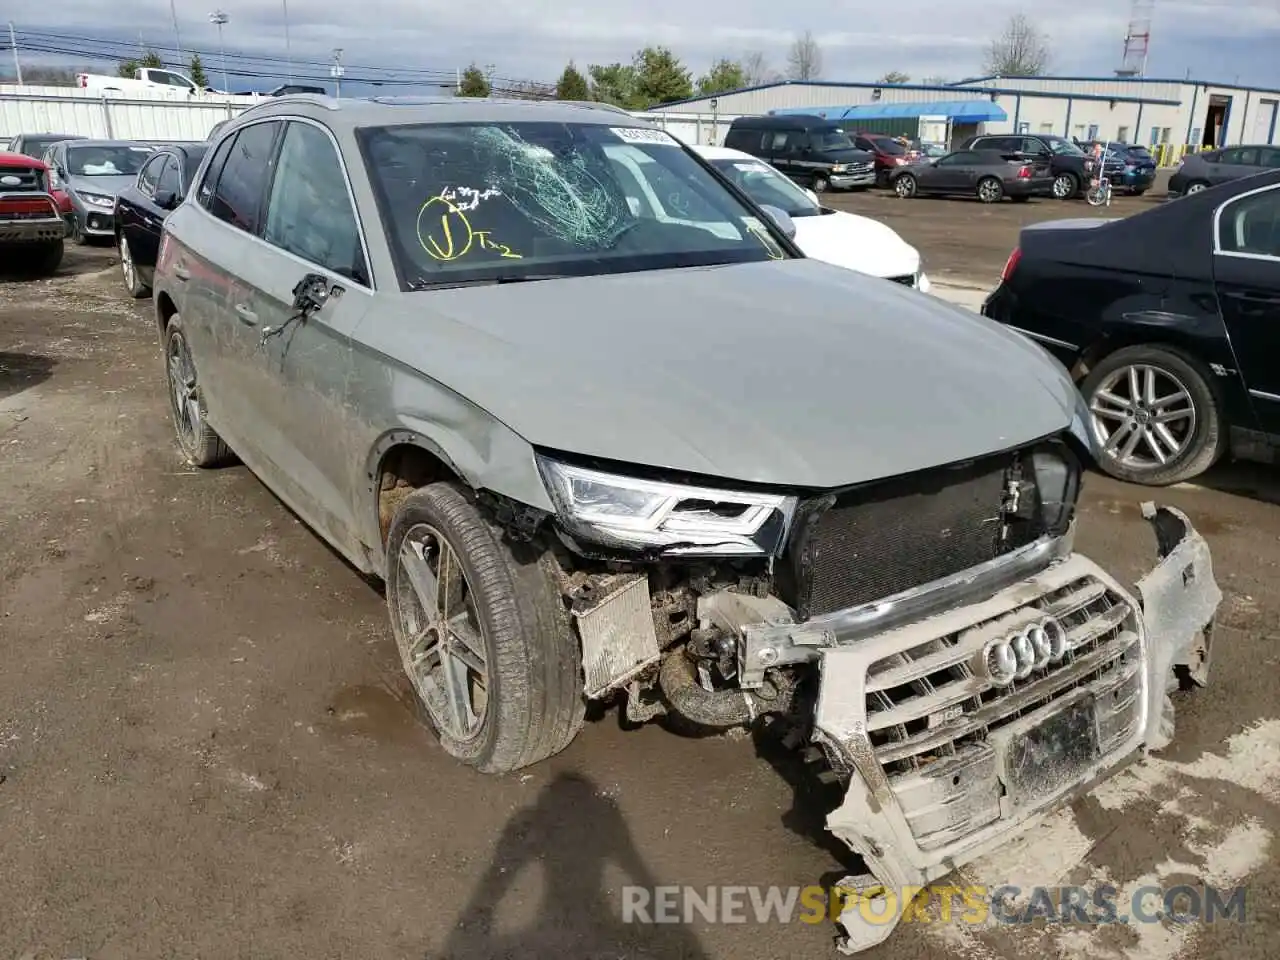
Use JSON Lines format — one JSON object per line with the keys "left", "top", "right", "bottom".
{"left": 267, "top": 83, "right": 327, "bottom": 96}
{"left": 724, "top": 115, "right": 876, "bottom": 193}
{"left": 888, "top": 149, "right": 1053, "bottom": 203}
{"left": 113, "top": 142, "right": 208, "bottom": 298}
{"left": 962, "top": 133, "right": 1098, "bottom": 200}
{"left": 6, "top": 132, "right": 86, "bottom": 160}
{"left": 982, "top": 169, "right": 1280, "bottom": 485}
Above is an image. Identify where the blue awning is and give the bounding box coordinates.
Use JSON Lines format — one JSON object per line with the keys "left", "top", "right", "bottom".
{"left": 771, "top": 100, "right": 1007, "bottom": 123}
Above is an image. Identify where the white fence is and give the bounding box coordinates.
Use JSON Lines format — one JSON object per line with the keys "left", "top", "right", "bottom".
{"left": 0, "top": 87, "right": 729, "bottom": 147}
{"left": 1, "top": 85, "right": 261, "bottom": 142}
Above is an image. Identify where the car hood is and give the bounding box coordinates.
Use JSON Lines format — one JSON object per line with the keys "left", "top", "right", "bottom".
{"left": 380, "top": 258, "right": 1079, "bottom": 489}
{"left": 793, "top": 210, "right": 920, "bottom": 278}
{"left": 66, "top": 174, "right": 134, "bottom": 196}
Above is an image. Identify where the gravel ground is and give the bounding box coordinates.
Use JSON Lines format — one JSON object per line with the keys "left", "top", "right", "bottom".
{"left": 1, "top": 203, "right": 1276, "bottom": 960}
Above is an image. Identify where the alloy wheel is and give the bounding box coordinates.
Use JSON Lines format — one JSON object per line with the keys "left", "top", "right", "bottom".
{"left": 120, "top": 236, "right": 137, "bottom": 291}
{"left": 1089, "top": 364, "right": 1197, "bottom": 469}
{"left": 166, "top": 329, "right": 201, "bottom": 452}
{"left": 895, "top": 176, "right": 916, "bottom": 198}
{"left": 1186, "top": 182, "right": 1207, "bottom": 195}
{"left": 394, "top": 524, "right": 490, "bottom": 741}
{"left": 979, "top": 180, "right": 1002, "bottom": 203}
{"left": 1052, "top": 175, "right": 1074, "bottom": 199}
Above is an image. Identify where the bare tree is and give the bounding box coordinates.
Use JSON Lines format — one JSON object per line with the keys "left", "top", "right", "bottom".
{"left": 741, "top": 49, "right": 776, "bottom": 86}
{"left": 786, "top": 30, "right": 823, "bottom": 81}
{"left": 878, "top": 70, "right": 910, "bottom": 84}
{"left": 983, "top": 13, "right": 1051, "bottom": 76}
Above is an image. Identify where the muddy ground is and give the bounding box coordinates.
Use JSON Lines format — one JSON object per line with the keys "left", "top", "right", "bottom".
{"left": 1, "top": 195, "right": 1277, "bottom": 960}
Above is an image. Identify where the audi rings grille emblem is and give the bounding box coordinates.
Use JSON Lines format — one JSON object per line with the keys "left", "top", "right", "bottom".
{"left": 982, "top": 618, "right": 1068, "bottom": 686}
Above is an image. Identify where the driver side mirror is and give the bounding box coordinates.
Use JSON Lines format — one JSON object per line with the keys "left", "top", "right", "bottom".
{"left": 759, "top": 204, "right": 797, "bottom": 240}
{"left": 292, "top": 272, "right": 332, "bottom": 314}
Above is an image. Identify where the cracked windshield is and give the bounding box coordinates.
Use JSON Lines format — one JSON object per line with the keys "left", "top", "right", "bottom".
{"left": 358, "top": 121, "right": 787, "bottom": 286}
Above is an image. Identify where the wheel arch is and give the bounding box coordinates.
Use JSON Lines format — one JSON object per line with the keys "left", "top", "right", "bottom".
{"left": 155, "top": 291, "right": 178, "bottom": 340}
{"left": 366, "top": 430, "right": 469, "bottom": 556}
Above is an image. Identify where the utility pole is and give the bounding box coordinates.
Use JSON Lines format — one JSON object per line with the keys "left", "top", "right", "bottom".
{"left": 169, "top": 0, "right": 183, "bottom": 64}
{"left": 282, "top": 0, "right": 292, "bottom": 84}
{"left": 330, "top": 48, "right": 344, "bottom": 99}
{"left": 7, "top": 22, "right": 22, "bottom": 86}
{"left": 208, "top": 11, "right": 229, "bottom": 92}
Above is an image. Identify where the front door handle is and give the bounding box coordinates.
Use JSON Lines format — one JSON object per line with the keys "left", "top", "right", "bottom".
{"left": 173, "top": 265, "right": 190, "bottom": 281}
{"left": 234, "top": 303, "right": 259, "bottom": 326}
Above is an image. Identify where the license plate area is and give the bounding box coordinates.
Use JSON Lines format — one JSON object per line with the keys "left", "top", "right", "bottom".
{"left": 996, "top": 694, "right": 1100, "bottom": 810}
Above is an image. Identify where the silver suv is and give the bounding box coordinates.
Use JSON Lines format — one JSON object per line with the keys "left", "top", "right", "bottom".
{"left": 152, "top": 95, "right": 1222, "bottom": 954}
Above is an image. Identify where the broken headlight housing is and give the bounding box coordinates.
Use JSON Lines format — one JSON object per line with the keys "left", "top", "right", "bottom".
{"left": 536, "top": 455, "right": 796, "bottom": 556}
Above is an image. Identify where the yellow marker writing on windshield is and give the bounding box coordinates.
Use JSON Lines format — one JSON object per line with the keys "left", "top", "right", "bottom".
{"left": 417, "top": 193, "right": 523, "bottom": 261}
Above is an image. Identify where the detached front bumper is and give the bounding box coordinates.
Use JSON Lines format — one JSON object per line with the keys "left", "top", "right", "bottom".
{"left": 801, "top": 505, "right": 1219, "bottom": 953}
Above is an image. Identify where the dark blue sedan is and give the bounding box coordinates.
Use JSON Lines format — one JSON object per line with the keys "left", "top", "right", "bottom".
{"left": 1084, "top": 141, "right": 1157, "bottom": 195}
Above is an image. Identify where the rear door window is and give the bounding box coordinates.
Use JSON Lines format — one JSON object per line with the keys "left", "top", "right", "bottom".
{"left": 136, "top": 154, "right": 167, "bottom": 197}
{"left": 204, "top": 121, "right": 281, "bottom": 234}
{"left": 156, "top": 156, "right": 182, "bottom": 198}
{"left": 1218, "top": 187, "right": 1280, "bottom": 258}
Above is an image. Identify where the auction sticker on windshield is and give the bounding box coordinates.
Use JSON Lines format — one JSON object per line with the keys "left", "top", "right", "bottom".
{"left": 611, "top": 127, "right": 680, "bottom": 146}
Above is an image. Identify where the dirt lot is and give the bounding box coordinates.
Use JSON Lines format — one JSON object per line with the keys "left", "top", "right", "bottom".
{"left": 824, "top": 170, "right": 1175, "bottom": 288}
{"left": 1, "top": 201, "right": 1277, "bottom": 960}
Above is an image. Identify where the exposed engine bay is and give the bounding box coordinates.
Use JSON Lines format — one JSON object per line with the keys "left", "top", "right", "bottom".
{"left": 487, "top": 434, "right": 1222, "bottom": 954}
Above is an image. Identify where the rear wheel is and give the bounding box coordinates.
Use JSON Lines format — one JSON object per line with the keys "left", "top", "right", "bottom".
{"left": 29, "top": 240, "right": 63, "bottom": 276}
{"left": 977, "top": 177, "right": 1004, "bottom": 203}
{"left": 1080, "top": 344, "right": 1226, "bottom": 485}
{"left": 164, "top": 315, "right": 232, "bottom": 467}
{"left": 385, "top": 483, "right": 585, "bottom": 773}
{"left": 119, "top": 233, "right": 149, "bottom": 298}
{"left": 894, "top": 174, "right": 918, "bottom": 198}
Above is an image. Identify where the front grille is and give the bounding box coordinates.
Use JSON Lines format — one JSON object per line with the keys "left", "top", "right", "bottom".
{"left": 866, "top": 574, "right": 1142, "bottom": 848}
{"left": 779, "top": 446, "right": 1056, "bottom": 619}
{"left": 0, "top": 165, "right": 44, "bottom": 192}
{"left": 849, "top": 162, "right": 874, "bottom": 175}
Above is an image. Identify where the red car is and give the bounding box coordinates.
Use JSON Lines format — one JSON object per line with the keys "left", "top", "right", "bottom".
{"left": 0, "top": 150, "right": 69, "bottom": 275}
{"left": 850, "top": 133, "right": 912, "bottom": 186}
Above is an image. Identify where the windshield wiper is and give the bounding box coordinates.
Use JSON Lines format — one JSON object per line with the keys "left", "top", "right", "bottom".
{"left": 407, "top": 274, "right": 574, "bottom": 291}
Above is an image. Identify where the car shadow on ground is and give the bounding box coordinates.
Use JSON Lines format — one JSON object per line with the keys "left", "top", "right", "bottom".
{"left": 1193, "top": 459, "right": 1280, "bottom": 507}
{"left": 429, "top": 771, "right": 712, "bottom": 960}
{"left": 0, "top": 351, "right": 57, "bottom": 401}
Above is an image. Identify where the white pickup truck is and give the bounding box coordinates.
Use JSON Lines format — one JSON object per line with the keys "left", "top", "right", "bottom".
{"left": 75, "top": 67, "right": 211, "bottom": 97}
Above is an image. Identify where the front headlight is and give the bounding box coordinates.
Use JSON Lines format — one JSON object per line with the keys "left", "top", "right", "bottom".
{"left": 535, "top": 455, "right": 796, "bottom": 556}
{"left": 831, "top": 163, "right": 847, "bottom": 173}
{"left": 77, "top": 191, "right": 114, "bottom": 208}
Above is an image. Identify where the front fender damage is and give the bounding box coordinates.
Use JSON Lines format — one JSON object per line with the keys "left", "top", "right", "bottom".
{"left": 819, "top": 502, "right": 1221, "bottom": 955}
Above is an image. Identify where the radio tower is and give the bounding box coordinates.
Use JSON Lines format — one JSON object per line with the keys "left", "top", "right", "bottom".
{"left": 1116, "top": 0, "right": 1155, "bottom": 77}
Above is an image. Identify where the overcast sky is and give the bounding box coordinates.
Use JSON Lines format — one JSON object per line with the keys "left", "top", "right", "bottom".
{"left": 6, "top": 0, "right": 1279, "bottom": 93}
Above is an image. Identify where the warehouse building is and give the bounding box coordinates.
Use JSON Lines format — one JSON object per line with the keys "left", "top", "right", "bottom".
{"left": 643, "top": 74, "right": 1280, "bottom": 165}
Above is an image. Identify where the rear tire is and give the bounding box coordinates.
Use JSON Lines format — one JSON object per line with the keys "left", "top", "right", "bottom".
{"left": 30, "top": 240, "right": 63, "bottom": 276}
{"left": 163, "top": 314, "right": 232, "bottom": 468}
{"left": 977, "top": 176, "right": 1004, "bottom": 203}
{"left": 385, "top": 483, "right": 585, "bottom": 773}
{"left": 1079, "top": 344, "right": 1226, "bottom": 486}
{"left": 1185, "top": 181, "right": 1209, "bottom": 195}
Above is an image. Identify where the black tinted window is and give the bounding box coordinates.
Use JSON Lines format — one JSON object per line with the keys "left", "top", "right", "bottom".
{"left": 725, "top": 128, "right": 763, "bottom": 153}
{"left": 1219, "top": 188, "right": 1280, "bottom": 258}
{"left": 156, "top": 157, "right": 182, "bottom": 197}
{"left": 263, "top": 122, "right": 368, "bottom": 283}
{"left": 207, "top": 122, "right": 279, "bottom": 233}
{"left": 137, "top": 154, "right": 167, "bottom": 195}
{"left": 938, "top": 151, "right": 974, "bottom": 166}
{"left": 197, "top": 136, "right": 234, "bottom": 211}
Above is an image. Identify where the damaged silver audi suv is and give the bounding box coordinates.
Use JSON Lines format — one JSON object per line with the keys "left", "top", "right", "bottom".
{"left": 152, "top": 95, "right": 1222, "bottom": 953}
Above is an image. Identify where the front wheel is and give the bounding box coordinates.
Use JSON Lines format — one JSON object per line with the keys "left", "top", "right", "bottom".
{"left": 385, "top": 483, "right": 585, "bottom": 773}
{"left": 1052, "top": 172, "right": 1079, "bottom": 200}
{"left": 164, "top": 315, "right": 232, "bottom": 467}
{"left": 894, "top": 174, "right": 917, "bottom": 198}
{"left": 1086, "top": 181, "right": 1110, "bottom": 207}
{"left": 812, "top": 173, "right": 830, "bottom": 194}
{"left": 977, "top": 176, "right": 1004, "bottom": 204}
{"left": 1080, "top": 345, "right": 1226, "bottom": 485}
{"left": 70, "top": 214, "right": 89, "bottom": 246}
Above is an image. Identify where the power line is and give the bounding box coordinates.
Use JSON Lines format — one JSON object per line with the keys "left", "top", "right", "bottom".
{"left": 10, "top": 27, "right": 551, "bottom": 87}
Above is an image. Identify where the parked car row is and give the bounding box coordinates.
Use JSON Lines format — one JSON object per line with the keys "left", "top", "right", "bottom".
{"left": 721, "top": 114, "right": 1102, "bottom": 204}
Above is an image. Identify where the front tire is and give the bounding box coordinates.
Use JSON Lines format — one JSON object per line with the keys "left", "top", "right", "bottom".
{"left": 164, "top": 315, "right": 232, "bottom": 467}
{"left": 1185, "top": 181, "right": 1209, "bottom": 195}
{"left": 812, "top": 173, "right": 830, "bottom": 194}
{"left": 385, "top": 483, "right": 585, "bottom": 773}
{"left": 1080, "top": 344, "right": 1226, "bottom": 485}
{"left": 71, "top": 214, "right": 89, "bottom": 246}
{"left": 1052, "top": 172, "right": 1079, "bottom": 199}
{"left": 894, "top": 174, "right": 917, "bottom": 198}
